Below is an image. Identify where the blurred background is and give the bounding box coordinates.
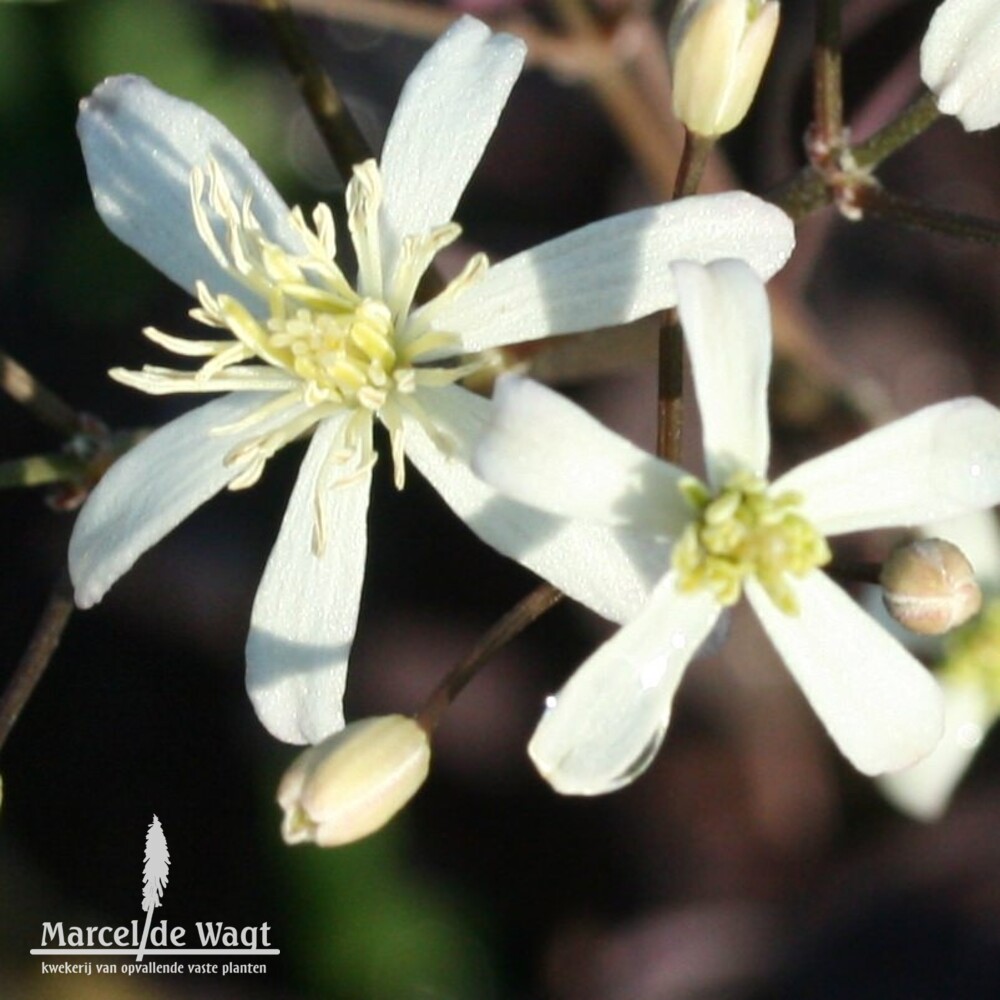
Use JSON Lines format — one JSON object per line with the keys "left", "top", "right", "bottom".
{"left": 3, "top": 0, "right": 1000, "bottom": 997}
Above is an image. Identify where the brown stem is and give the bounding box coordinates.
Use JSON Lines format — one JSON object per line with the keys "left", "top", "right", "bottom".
{"left": 548, "top": 0, "right": 680, "bottom": 198}
{"left": 1, "top": 348, "right": 83, "bottom": 438}
{"left": 0, "top": 567, "right": 75, "bottom": 755}
{"left": 672, "top": 129, "right": 714, "bottom": 200}
{"left": 415, "top": 583, "right": 563, "bottom": 733}
{"left": 856, "top": 186, "right": 1000, "bottom": 245}
{"left": 255, "top": 0, "right": 372, "bottom": 179}
{"left": 812, "top": 0, "right": 843, "bottom": 157}
{"left": 656, "top": 314, "right": 684, "bottom": 462}
{"left": 773, "top": 90, "right": 942, "bottom": 221}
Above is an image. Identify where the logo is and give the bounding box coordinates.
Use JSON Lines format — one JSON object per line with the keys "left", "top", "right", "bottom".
{"left": 31, "top": 815, "right": 280, "bottom": 979}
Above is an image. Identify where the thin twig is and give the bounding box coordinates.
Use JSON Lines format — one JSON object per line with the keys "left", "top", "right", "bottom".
{"left": 857, "top": 186, "right": 1000, "bottom": 245}
{"left": 0, "top": 567, "right": 75, "bottom": 755}
{"left": 672, "top": 129, "right": 714, "bottom": 200}
{"left": 255, "top": 0, "right": 373, "bottom": 179}
{"left": 0, "top": 452, "right": 87, "bottom": 490}
{"left": 548, "top": 0, "right": 681, "bottom": 198}
{"left": 415, "top": 583, "right": 564, "bottom": 733}
{"left": 812, "top": 0, "right": 843, "bottom": 159}
{"left": 1, "top": 348, "right": 83, "bottom": 438}
{"left": 253, "top": 0, "right": 618, "bottom": 82}
{"left": 656, "top": 316, "right": 684, "bottom": 462}
{"left": 773, "top": 90, "right": 941, "bottom": 221}
{"left": 852, "top": 89, "right": 941, "bottom": 170}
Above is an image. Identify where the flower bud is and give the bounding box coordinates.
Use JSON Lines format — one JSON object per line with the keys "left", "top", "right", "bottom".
{"left": 668, "top": 0, "right": 780, "bottom": 138}
{"left": 880, "top": 538, "right": 982, "bottom": 636}
{"left": 278, "top": 715, "right": 430, "bottom": 847}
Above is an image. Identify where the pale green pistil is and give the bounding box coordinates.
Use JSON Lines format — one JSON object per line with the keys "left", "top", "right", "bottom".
{"left": 672, "top": 470, "right": 831, "bottom": 614}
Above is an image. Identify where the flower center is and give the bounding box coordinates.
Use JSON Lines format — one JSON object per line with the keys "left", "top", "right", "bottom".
{"left": 110, "top": 157, "right": 489, "bottom": 502}
{"left": 672, "top": 470, "right": 831, "bottom": 613}
{"left": 943, "top": 597, "right": 1000, "bottom": 710}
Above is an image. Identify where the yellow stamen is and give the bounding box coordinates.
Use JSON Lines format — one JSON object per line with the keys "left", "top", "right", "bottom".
{"left": 673, "top": 470, "right": 831, "bottom": 614}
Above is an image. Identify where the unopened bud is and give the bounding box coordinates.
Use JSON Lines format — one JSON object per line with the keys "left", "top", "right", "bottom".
{"left": 880, "top": 538, "right": 982, "bottom": 636}
{"left": 278, "top": 715, "right": 430, "bottom": 848}
{"left": 669, "top": 0, "right": 780, "bottom": 138}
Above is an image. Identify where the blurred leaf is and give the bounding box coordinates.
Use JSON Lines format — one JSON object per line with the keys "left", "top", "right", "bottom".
{"left": 64, "top": 0, "right": 217, "bottom": 96}
{"left": 0, "top": 8, "right": 44, "bottom": 116}
{"left": 63, "top": 0, "right": 293, "bottom": 186}
{"left": 278, "top": 821, "right": 499, "bottom": 999}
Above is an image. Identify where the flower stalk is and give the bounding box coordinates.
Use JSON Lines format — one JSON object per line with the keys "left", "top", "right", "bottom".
{"left": 255, "top": 0, "right": 373, "bottom": 180}
{"left": 0, "top": 567, "right": 74, "bottom": 757}
{"left": 415, "top": 582, "right": 564, "bottom": 733}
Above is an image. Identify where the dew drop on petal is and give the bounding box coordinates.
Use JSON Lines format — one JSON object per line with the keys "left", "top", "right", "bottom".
{"left": 932, "top": 404, "right": 1000, "bottom": 508}
{"left": 544, "top": 694, "right": 558, "bottom": 711}
{"left": 639, "top": 657, "right": 667, "bottom": 690}
{"left": 616, "top": 727, "right": 668, "bottom": 785}
{"left": 956, "top": 721, "right": 984, "bottom": 750}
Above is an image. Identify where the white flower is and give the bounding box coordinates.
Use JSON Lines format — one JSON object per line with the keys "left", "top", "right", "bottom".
{"left": 920, "top": 0, "right": 1000, "bottom": 131}
{"left": 69, "top": 17, "right": 796, "bottom": 746}
{"left": 878, "top": 511, "right": 1000, "bottom": 819}
{"left": 473, "top": 259, "right": 1000, "bottom": 794}
{"left": 669, "top": 0, "right": 780, "bottom": 137}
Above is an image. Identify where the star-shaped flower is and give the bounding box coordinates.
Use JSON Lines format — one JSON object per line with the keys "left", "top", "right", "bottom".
{"left": 921, "top": 0, "right": 1000, "bottom": 132}
{"left": 69, "top": 17, "right": 795, "bottom": 745}
{"left": 473, "top": 258, "right": 1000, "bottom": 794}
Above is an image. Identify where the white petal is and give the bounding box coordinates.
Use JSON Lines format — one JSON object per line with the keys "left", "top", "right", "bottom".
{"left": 69, "top": 393, "right": 279, "bottom": 609}
{"left": 920, "top": 0, "right": 1000, "bottom": 131}
{"left": 878, "top": 679, "right": 993, "bottom": 820}
{"left": 246, "top": 416, "right": 372, "bottom": 745}
{"left": 747, "top": 572, "right": 944, "bottom": 775}
{"left": 473, "top": 376, "right": 691, "bottom": 534}
{"left": 78, "top": 75, "right": 303, "bottom": 301}
{"left": 528, "top": 572, "right": 721, "bottom": 795}
{"left": 379, "top": 16, "right": 525, "bottom": 260}
{"left": 403, "top": 385, "right": 669, "bottom": 625}
{"left": 775, "top": 398, "right": 1000, "bottom": 537}
{"left": 424, "top": 191, "right": 794, "bottom": 352}
{"left": 672, "top": 259, "right": 771, "bottom": 483}
{"left": 923, "top": 510, "right": 1000, "bottom": 589}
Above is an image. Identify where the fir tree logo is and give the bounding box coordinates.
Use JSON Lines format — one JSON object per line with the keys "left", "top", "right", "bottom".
{"left": 136, "top": 815, "right": 170, "bottom": 960}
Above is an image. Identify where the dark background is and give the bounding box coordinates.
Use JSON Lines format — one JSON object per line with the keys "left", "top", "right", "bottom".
{"left": 3, "top": 1, "right": 1000, "bottom": 997}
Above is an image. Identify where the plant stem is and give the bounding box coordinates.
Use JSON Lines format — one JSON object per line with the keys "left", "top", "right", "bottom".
{"left": 656, "top": 316, "right": 684, "bottom": 462}
{"left": 0, "top": 452, "right": 87, "bottom": 490}
{"left": 255, "top": 0, "right": 372, "bottom": 179}
{"left": 1, "top": 348, "right": 83, "bottom": 438}
{"left": 655, "top": 130, "right": 713, "bottom": 463}
{"left": 0, "top": 567, "right": 74, "bottom": 755}
{"left": 852, "top": 90, "right": 941, "bottom": 170}
{"left": 813, "top": 0, "right": 843, "bottom": 157}
{"left": 672, "top": 129, "right": 713, "bottom": 199}
{"left": 772, "top": 91, "right": 942, "bottom": 222}
{"left": 415, "top": 583, "right": 563, "bottom": 733}
{"left": 857, "top": 186, "right": 1000, "bottom": 245}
